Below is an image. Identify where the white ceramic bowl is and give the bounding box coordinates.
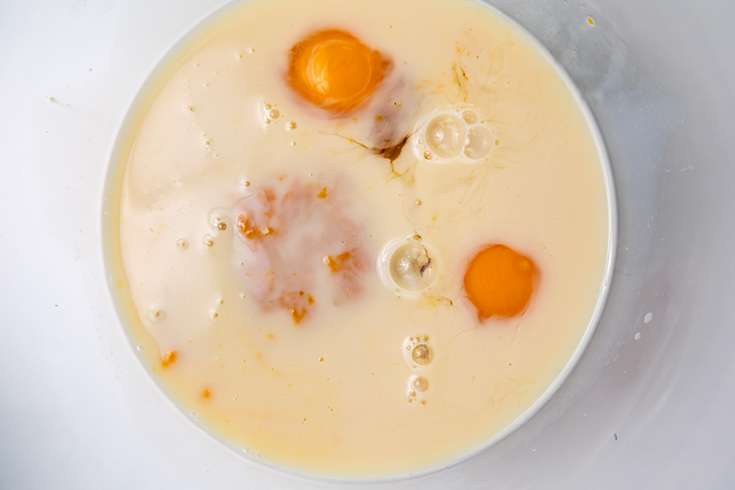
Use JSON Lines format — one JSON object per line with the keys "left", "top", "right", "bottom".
{"left": 2, "top": 1, "right": 734, "bottom": 488}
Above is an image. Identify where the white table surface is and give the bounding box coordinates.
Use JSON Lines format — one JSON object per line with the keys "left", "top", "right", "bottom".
{"left": 2, "top": 1, "right": 735, "bottom": 489}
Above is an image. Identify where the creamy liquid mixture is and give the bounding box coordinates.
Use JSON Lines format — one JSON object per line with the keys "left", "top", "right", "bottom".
{"left": 105, "top": 0, "right": 612, "bottom": 478}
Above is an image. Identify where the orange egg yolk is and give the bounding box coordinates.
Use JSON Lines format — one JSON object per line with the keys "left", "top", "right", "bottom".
{"left": 288, "top": 29, "right": 390, "bottom": 114}
{"left": 463, "top": 244, "right": 537, "bottom": 319}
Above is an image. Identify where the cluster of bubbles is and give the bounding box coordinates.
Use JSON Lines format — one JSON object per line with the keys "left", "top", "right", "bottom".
{"left": 260, "top": 100, "right": 297, "bottom": 147}
{"left": 171, "top": 210, "right": 235, "bottom": 255}
{"left": 376, "top": 106, "right": 495, "bottom": 300}
{"left": 413, "top": 105, "right": 494, "bottom": 164}
{"left": 403, "top": 335, "right": 433, "bottom": 405}
{"left": 377, "top": 234, "right": 438, "bottom": 296}
{"left": 260, "top": 100, "right": 297, "bottom": 130}
{"left": 167, "top": 210, "right": 242, "bottom": 325}
{"left": 202, "top": 211, "right": 233, "bottom": 250}
{"left": 261, "top": 101, "right": 281, "bottom": 125}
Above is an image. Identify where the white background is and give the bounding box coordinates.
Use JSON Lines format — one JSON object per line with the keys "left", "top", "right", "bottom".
{"left": 2, "top": 0, "right": 734, "bottom": 488}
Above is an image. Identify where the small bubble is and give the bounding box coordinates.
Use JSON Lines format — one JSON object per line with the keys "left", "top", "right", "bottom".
{"left": 285, "top": 121, "right": 297, "bottom": 131}
{"left": 175, "top": 239, "right": 188, "bottom": 249}
{"left": 415, "top": 199, "right": 423, "bottom": 206}
{"left": 644, "top": 312, "right": 653, "bottom": 324}
{"left": 423, "top": 150, "right": 433, "bottom": 160}
{"left": 425, "top": 113, "right": 463, "bottom": 159}
{"left": 147, "top": 309, "right": 165, "bottom": 322}
{"left": 135, "top": 344, "right": 143, "bottom": 352}
{"left": 269, "top": 109, "right": 280, "bottom": 119}
{"left": 209, "top": 214, "right": 228, "bottom": 232}
{"left": 420, "top": 400, "right": 427, "bottom": 406}
{"left": 289, "top": 141, "right": 296, "bottom": 147}
{"left": 203, "top": 235, "right": 214, "bottom": 248}
{"left": 462, "top": 110, "right": 478, "bottom": 124}
{"left": 634, "top": 332, "right": 641, "bottom": 341}
{"left": 412, "top": 344, "right": 433, "bottom": 365}
{"left": 464, "top": 125, "right": 493, "bottom": 159}
{"left": 412, "top": 376, "right": 429, "bottom": 392}
{"left": 389, "top": 242, "right": 436, "bottom": 291}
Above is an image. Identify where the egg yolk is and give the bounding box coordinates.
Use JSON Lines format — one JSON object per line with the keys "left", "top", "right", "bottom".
{"left": 288, "top": 29, "right": 390, "bottom": 114}
{"left": 463, "top": 244, "right": 537, "bottom": 319}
